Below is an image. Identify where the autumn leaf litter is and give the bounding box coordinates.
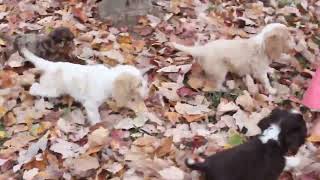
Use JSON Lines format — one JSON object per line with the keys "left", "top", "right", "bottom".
{"left": 0, "top": 0, "right": 320, "bottom": 179}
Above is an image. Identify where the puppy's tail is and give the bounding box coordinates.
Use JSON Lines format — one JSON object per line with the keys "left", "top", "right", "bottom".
{"left": 15, "top": 36, "right": 53, "bottom": 70}
{"left": 185, "top": 157, "right": 207, "bottom": 171}
{"left": 19, "top": 47, "right": 53, "bottom": 70}
{"left": 171, "top": 42, "right": 205, "bottom": 58}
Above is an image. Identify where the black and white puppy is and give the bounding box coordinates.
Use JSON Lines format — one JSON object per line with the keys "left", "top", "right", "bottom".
{"left": 186, "top": 109, "right": 307, "bottom": 180}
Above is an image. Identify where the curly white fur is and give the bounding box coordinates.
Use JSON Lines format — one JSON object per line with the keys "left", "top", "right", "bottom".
{"left": 172, "top": 23, "right": 293, "bottom": 94}
{"left": 20, "top": 47, "right": 147, "bottom": 125}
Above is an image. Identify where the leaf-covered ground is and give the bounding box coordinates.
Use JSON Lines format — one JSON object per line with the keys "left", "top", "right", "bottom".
{"left": 0, "top": 0, "right": 320, "bottom": 179}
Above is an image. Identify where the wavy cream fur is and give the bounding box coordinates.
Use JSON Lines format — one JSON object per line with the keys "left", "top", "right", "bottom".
{"left": 20, "top": 47, "right": 147, "bottom": 125}
{"left": 172, "top": 23, "right": 293, "bottom": 94}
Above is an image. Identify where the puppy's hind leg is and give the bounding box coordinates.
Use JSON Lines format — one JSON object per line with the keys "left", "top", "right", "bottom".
{"left": 84, "top": 101, "right": 101, "bottom": 125}
{"left": 206, "top": 68, "right": 228, "bottom": 92}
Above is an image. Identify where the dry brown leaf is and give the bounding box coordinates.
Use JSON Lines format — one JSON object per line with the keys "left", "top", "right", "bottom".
{"left": 235, "top": 91, "right": 255, "bottom": 111}
{"left": 175, "top": 102, "right": 211, "bottom": 115}
{"left": 307, "top": 135, "right": 320, "bottom": 143}
{"left": 155, "top": 137, "right": 173, "bottom": 157}
{"left": 164, "top": 111, "right": 181, "bottom": 124}
{"left": 159, "top": 166, "right": 184, "bottom": 180}
{"left": 63, "top": 155, "right": 99, "bottom": 175}
{"left": 0, "top": 70, "right": 18, "bottom": 88}
{"left": 72, "top": 7, "right": 88, "bottom": 22}
{"left": 187, "top": 76, "right": 205, "bottom": 89}
{"left": 88, "top": 127, "right": 109, "bottom": 147}
{"left": 183, "top": 114, "right": 205, "bottom": 123}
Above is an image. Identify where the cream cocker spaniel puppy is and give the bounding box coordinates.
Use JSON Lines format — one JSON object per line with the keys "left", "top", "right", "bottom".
{"left": 172, "top": 23, "right": 293, "bottom": 94}
{"left": 18, "top": 46, "right": 148, "bottom": 125}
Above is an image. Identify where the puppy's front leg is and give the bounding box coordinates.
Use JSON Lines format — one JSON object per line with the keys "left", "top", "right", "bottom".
{"left": 84, "top": 101, "right": 101, "bottom": 125}
{"left": 256, "top": 72, "right": 277, "bottom": 94}
{"left": 284, "top": 156, "right": 301, "bottom": 171}
{"left": 206, "top": 68, "right": 228, "bottom": 92}
{"left": 30, "top": 83, "right": 60, "bottom": 97}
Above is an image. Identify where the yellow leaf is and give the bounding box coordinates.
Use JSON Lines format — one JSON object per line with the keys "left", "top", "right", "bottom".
{"left": 307, "top": 135, "right": 320, "bottom": 142}
{"left": 223, "top": 144, "right": 233, "bottom": 149}
{"left": 117, "top": 35, "right": 132, "bottom": 44}
{"left": 120, "top": 43, "right": 134, "bottom": 53}
{"left": 0, "top": 106, "right": 7, "bottom": 118}
{"left": 25, "top": 116, "right": 34, "bottom": 128}
{"left": 0, "top": 38, "right": 6, "bottom": 46}
{"left": 155, "top": 137, "right": 173, "bottom": 157}
{"left": 164, "top": 112, "right": 181, "bottom": 124}
{"left": 0, "top": 131, "right": 6, "bottom": 139}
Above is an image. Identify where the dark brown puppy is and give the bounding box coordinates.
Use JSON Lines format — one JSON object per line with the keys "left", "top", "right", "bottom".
{"left": 13, "top": 27, "right": 75, "bottom": 62}
{"left": 186, "top": 109, "right": 307, "bottom": 180}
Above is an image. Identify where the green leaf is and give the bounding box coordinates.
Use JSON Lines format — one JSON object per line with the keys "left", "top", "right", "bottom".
{"left": 228, "top": 132, "right": 245, "bottom": 147}
{"left": 209, "top": 91, "right": 224, "bottom": 108}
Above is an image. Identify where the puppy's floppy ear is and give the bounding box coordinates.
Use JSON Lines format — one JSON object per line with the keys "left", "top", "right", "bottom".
{"left": 112, "top": 73, "right": 139, "bottom": 107}
{"left": 258, "top": 108, "right": 283, "bottom": 130}
{"left": 49, "top": 27, "right": 75, "bottom": 44}
{"left": 264, "top": 32, "right": 285, "bottom": 60}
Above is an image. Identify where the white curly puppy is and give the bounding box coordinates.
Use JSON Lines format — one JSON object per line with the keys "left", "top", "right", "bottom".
{"left": 19, "top": 47, "right": 148, "bottom": 125}
{"left": 172, "top": 23, "right": 293, "bottom": 94}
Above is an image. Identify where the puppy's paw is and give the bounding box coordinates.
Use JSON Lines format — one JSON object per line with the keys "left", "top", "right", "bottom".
{"left": 284, "top": 156, "right": 301, "bottom": 171}
{"left": 186, "top": 156, "right": 205, "bottom": 166}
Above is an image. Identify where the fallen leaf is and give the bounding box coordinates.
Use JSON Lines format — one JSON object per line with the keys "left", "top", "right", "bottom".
{"left": 157, "top": 64, "right": 192, "bottom": 73}
{"left": 72, "top": 7, "right": 88, "bottom": 22}
{"left": 176, "top": 87, "right": 198, "bottom": 97}
{"left": 63, "top": 155, "right": 99, "bottom": 175}
{"left": 0, "top": 70, "right": 18, "bottom": 88}
{"left": 164, "top": 124, "right": 193, "bottom": 143}
{"left": 0, "top": 158, "right": 8, "bottom": 166}
{"left": 158, "top": 82, "right": 182, "bottom": 101}
{"left": 155, "top": 137, "right": 173, "bottom": 157}
{"left": 23, "top": 168, "right": 39, "bottom": 180}
{"left": 50, "top": 139, "right": 86, "bottom": 159}
{"left": 227, "top": 132, "right": 245, "bottom": 147}
{"left": 146, "top": 14, "right": 161, "bottom": 28}
{"left": 183, "top": 114, "right": 205, "bottom": 123}
{"left": 88, "top": 127, "right": 109, "bottom": 146}
{"left": 235, "top": 91, "right": 255, "bottom": 111}
{"left": 114, "top": 118, "right": 134, "bottom": 130}
{"left": 2, "top": 132, "right": 37, "bottom": 151}
{"left": 6, "top": 52, "right": 25, "bottom": 68}
{"left": 307, "top": 135, "right": 320, "bottom": 143}
{"left": 99, "top": 49, "right": 125, "bottom": 64}
{"left": 159, "top": 166, "right": 184, "bottom": 180}
{"left": 233, "top": 108, "right": 271, "bottom": 136}
{"left": 13, "top": 132, "right": 49, "bottom": 172}
{"left": 105, "top": 162, "right": 123, "bottom": 174}
{"left": 175, "top": 102, "right": 211, "bottom": 115}
{"left": 164, "top": 111, "right": 181, "bottom": 124}
{"left": 217, "top": 99, "right": 239, "bottom": 115}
